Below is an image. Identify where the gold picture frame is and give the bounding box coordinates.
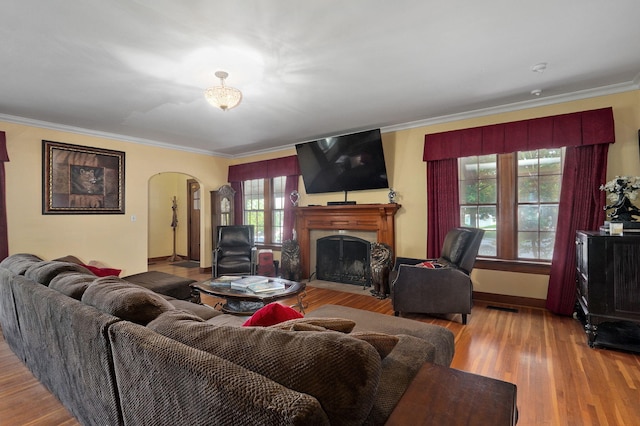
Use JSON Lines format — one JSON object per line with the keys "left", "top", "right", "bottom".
{"left": 42, "top": 140, "right": 125, "bottom": 214}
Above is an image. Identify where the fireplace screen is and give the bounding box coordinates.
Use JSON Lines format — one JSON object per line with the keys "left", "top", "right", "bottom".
{"left": 316, "top": 235, "right": 371, "bottom": 286}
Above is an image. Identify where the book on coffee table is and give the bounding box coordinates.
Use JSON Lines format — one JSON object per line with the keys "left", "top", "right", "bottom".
{"left": 230, "top": 276, "right": 270, "bottom": 290}
{"left": 248, "top": 281, "right": 286, "bottom": 293}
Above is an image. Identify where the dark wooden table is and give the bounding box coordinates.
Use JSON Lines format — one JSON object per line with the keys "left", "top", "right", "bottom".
{"left": 386, "top": 362, "right": 518, "bottom": 426}
{"left": 191, "top": 276, "right": 306, "bottom": 315}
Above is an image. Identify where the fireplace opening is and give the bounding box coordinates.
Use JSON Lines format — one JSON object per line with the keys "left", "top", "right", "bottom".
{"left": 316, "top": 235, "right": 371, "bottom": 286}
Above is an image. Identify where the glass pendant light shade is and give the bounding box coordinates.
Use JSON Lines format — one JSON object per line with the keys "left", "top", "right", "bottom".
{"left": 204, "top": 71, "right": 242, "bottom": 111}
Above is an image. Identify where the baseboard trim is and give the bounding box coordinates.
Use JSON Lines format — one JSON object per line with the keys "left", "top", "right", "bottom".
{"left": 473, "top": 291, "right": 547, "bottom": 309}
{"left": 147, "top": 255, "right": 188, "bottom": 264}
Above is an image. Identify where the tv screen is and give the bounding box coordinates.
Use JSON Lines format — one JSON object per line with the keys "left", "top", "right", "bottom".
{"left": 295, "top": 129, "right": 389, "bottom": 194}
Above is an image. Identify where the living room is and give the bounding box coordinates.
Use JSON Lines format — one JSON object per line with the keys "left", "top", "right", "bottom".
{"left": 3, "top": 90, "right": 640, "bottom": 302}
{"left": 3, "top": 89, "right": 640, "bottom": 425}
{"left": 2, "top": 2, "right": 640, "bottom": 425}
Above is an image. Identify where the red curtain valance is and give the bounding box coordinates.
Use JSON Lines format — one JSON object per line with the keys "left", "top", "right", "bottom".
{"left": 0, "top": 131, "right": 8, "bottom": 162}
{"left": 423, "top": 107, "right": 615, "bottom": 161}
{"left": 228, "top": 155, "right": 300, "bottom": 182}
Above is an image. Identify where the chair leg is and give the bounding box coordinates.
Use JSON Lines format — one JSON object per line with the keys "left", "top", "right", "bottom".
{"left": 462, "top": 314, "right": 468, "bottom": 325}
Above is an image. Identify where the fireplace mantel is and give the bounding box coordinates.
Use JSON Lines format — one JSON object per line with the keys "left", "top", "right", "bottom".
{"left": 294, "top": 203, "right": 401, "bottom": 279}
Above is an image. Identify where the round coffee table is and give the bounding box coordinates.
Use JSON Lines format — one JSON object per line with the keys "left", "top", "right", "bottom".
{"left": 191, "top": 276, "right": 306, "bottom": 315}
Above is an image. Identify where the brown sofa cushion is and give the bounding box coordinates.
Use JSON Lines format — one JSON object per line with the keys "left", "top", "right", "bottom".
{"left": 351, "top": 331, "right": 399, "bottom": 359}
{"left": 270, "top": 317, "right": 356, "bottom": 333}
{"left": 24, "top": 261, "right": 94, "bottom": 286}
{"left": 49, "top": 271, "right": 96, "bottom": 300}
{"left": 52, "top": 254, "right": 84, "bottom": 265}
{"left": 0, "top": 253, "right": 44, "bottom": 275}
{"left": 270, "top": 318, "right": 398, "bottom": 359}
{"left": 82, "top": 276, "right": 174, "bottom": 325}
{"left": 148, "top": 310, "right": 381, "bottom": 426}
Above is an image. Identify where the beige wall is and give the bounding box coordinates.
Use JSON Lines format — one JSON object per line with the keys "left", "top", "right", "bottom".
{"left": 3, "top": 89, "right": 639, "bottom": 299}
{"left": 148, "top": 173, "right": 192, "bottom": 259}
{"left": 240, "top": 90, "right": 640, "bottom": 300}
{"left": 3, "top": 122, "right": 230, "bottom": 275}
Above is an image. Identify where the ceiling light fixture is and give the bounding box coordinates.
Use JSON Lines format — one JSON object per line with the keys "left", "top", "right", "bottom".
{"left": 204, "top": 71, "right": 242, "bottom": 111}
{"left": 531, "top": 62, "right": 547, "bottom": 73}
{"left": 531, "top": 89, "right": 542, "bottom": 96}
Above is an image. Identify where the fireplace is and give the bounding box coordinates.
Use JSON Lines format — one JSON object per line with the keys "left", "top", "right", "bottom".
{"left": 316, "top": 235, "right": 371, "bottom": 286}
{"left": 294, "top": 204, "right": 400, "bottom": 279}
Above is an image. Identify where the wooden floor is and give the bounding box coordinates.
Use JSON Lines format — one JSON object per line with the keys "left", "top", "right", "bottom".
{"left": 1, "top": 260, "right": 639, "bottom": 425}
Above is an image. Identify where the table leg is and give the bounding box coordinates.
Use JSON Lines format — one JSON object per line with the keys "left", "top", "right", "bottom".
{"left": 291, "top": 290, "right": 307, "bottom": 314}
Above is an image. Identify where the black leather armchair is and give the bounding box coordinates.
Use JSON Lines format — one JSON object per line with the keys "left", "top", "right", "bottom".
{"left": 213, "top": 225, "right": 257, "bottom": 278}
{"left": 390, "top": 227, "right": 484, "bottom": 324}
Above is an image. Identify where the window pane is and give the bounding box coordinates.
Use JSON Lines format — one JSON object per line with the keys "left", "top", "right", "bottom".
{"left": 461, "top": 206, "right": 477, "bottom": 227}
{"left": 272, "top": 210, "right": 284, "bottom": 244}
{"left": 539, "top": 232, "right": 555, "bottom": 261}
{"left": 539, "top": 205, "right": 558, "bottom": 232}
{"left": 539, "top": 175, "right": 561, "bottom": 202}
{"left": 480, "top": 230, "right": 497, "bottom": 257}
{"left": 518, "top": 231, "right": 539, "bottom": 259}
{"left": 518, "top": 151, "right": 539, "bottom": 176}
{"left": 478, "top": 206, "right": 497, "bottom": 231}
{"left": 538, "top": 149, "right": 563, "bottom": 175}
{"left": 460, "top": 181, "right": 479, "bottom": 205}
{"left": 478, "top": 179, "right": 497, "bottom": 204}
{"left": 459, "top": 155, "right": 497, "bottom": 259}
{"left": 518, "top": 176, "right": 539, "bottom": 203}
{"left": 518, "top": 205, "right": 539, "bottom": 231}
{"left": 243, "top": 179, "right": 265, "bottom": 243}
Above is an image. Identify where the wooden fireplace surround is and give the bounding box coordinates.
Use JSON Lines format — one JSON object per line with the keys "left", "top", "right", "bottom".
{"left": 294, "top": 203, "right": 401, "bottom": 279}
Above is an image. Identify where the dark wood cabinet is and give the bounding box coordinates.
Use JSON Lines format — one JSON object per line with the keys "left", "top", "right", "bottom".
{"left": 575, "top": 230, "right": 640, "bottom": 351}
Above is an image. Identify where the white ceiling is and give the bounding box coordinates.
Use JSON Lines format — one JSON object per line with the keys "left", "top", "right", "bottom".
{"left": 2, "top": 1, "right": 640, "bottom": 157}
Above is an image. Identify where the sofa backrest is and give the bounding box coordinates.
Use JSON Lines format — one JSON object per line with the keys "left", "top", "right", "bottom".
{"left": 109, "top": 320, "right": 331, "bottom": 426}
{"left": 10, "top": 274, "right": 124, "bottom": 426}
{"left": 439, "top": 227, "right": 485, "bottom": 274}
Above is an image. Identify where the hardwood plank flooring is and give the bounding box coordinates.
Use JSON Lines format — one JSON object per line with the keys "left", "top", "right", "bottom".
{"left": 1, "top": 260, "right": 639, "bottom": 425}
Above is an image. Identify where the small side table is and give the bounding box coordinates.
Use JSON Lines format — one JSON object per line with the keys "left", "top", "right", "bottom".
{"left": 386, "top": 362, "right": 518, "bottom": 425}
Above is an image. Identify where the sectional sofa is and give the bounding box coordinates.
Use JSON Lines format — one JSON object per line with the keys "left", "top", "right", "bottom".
{"left": 0, "top": 253, "right": 457, "bottom": 425}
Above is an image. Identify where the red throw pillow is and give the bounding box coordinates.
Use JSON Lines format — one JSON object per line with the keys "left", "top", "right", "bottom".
{"left": 242, "top": 302, "right": 304, "bottom": 327}
{"left": 415, "top": 261, "right": 445, "bottom": 269}
{"left": 81, "top": 263, "right": 122, "bottom": 277}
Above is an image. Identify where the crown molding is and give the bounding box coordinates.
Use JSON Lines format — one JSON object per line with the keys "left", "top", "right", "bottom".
{"left": 381, "top": 80, "right": 640, "bottom": 134}
{"left": 0, "top": 113, "right": 225, "bottom": 157}
{"left": 2, "top": 80, "right": 639, "bottom": 159}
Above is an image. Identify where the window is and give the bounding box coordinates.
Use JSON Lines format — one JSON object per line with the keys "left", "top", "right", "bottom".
{"left": 459, "top": 148, "right": 565, "bottom": 262}
{"left": 243, "top": 176, "right": 286, "bottom": 246}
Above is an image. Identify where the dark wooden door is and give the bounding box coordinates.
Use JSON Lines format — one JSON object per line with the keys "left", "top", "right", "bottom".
{"left": 187, "top": 179, "right": 201, "bottom": 261}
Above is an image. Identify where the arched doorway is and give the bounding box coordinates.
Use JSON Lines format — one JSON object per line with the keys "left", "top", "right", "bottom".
{"left": 148, "top": 172, "right": 202, "bottom": 265}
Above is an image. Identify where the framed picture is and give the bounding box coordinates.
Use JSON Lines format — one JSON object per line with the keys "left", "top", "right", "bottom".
{"left": 42, "top": 140, "right": 125, "bottom": 214}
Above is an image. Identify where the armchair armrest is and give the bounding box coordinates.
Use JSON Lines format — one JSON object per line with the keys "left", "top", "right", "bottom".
{"left": 391, "top": 264, "right": 473, "bottom": 320}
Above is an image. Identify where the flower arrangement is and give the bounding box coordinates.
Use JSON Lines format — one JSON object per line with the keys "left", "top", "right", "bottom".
{"left": 599, "top": 176, "right": 640, "bottom": 222}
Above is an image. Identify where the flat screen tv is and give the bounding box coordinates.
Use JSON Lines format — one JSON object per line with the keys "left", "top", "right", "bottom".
{"left": 295, "top": 129, "right": 389, "bottom": 195}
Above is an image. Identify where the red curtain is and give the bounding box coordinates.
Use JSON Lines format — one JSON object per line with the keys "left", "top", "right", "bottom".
{"left": 423, "top": 107, "right": 615, "bottom": 315}
{"left": 0, "top": 131, "right": 9, "bottom": 260}
{"left": 228, "top": 156, "right": 300, "bottom": 240}
{"left": 546, "top": 144, "right": 609, "bottom": 315}
{"left": 426, "top": 158, "right": 459, "bottom": 258}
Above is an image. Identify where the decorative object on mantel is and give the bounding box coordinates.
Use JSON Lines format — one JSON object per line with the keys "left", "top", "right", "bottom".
{"left": 388, "top": 188, "right": 397, "bottom": 204}
{"left": 289, "top": 190, "right": 300, "bottom": 206}
{"left": 599, "top": 176, "right": 640, "bottom": 226}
